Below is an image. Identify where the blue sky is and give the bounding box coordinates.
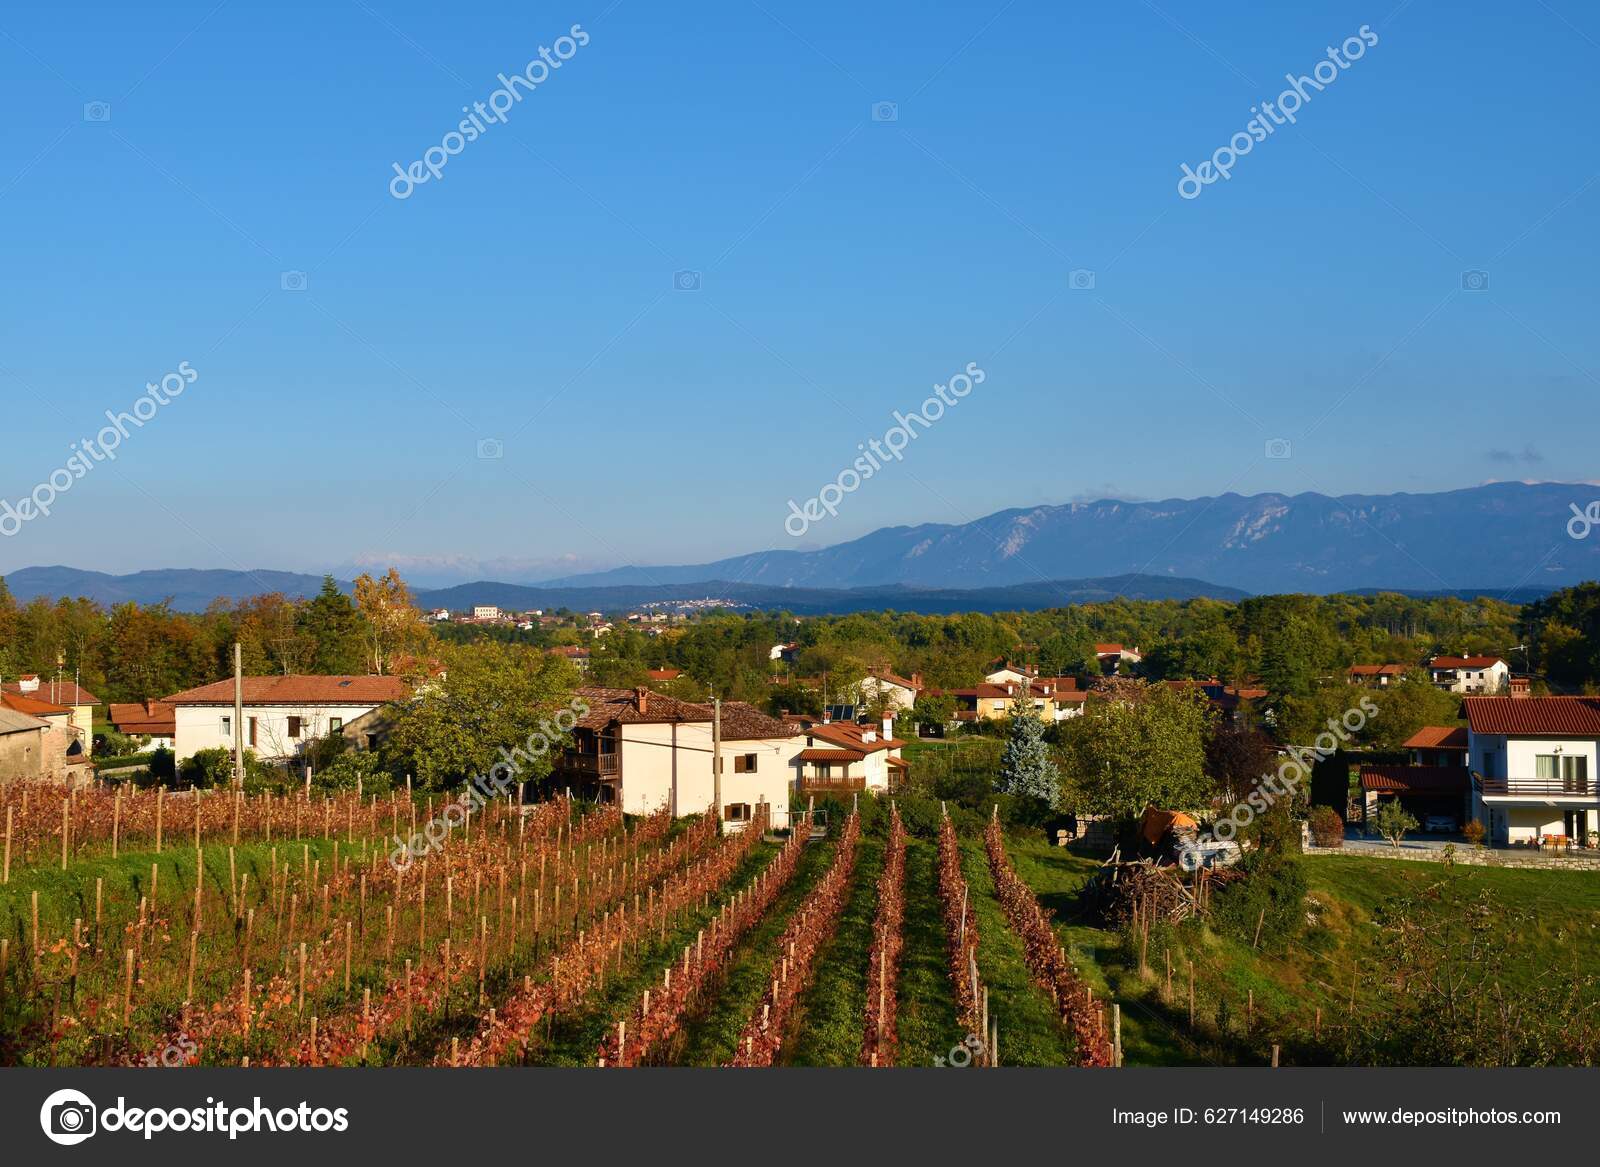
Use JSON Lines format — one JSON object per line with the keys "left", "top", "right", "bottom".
{"left": 1, "top": 0, "right": 1596, "bottom": 585}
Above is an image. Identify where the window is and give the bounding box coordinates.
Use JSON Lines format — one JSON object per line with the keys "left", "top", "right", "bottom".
{"left": 221, "top": 716, "right": 231, "bottom": 736}
{"left": 724, "top": 802, "right": 751, "bottom": 822}
{"left": 734, "top": 753, "right": 758, "bottom": 773}
{"left": 330, "top": 717, "right": 343, "bottom": 733}
{"left": 249, "top": 717, "right": 258, "bottom": 747}
{"left": 288, "top": 716, "right": 302, "bottom": 738}
{"left": 1537, "top": 754, "right": 1590, "bottom": 791}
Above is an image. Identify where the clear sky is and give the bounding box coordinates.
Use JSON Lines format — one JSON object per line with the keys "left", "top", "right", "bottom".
{"left": 1, "top": 0, "right": 1595, "bottom": 585}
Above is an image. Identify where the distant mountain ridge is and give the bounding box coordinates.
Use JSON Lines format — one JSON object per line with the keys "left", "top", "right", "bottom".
{"left": 0, "top": 568, "right": 1246, "bottom": 615}
{"left": 539, "top": 482, "right": 1600, "bottom": 594}
{"left": 2, "top": 482, "right": 1589, "bottom": 612}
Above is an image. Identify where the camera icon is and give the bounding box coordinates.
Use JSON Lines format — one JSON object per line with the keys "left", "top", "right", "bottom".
{"left": 1461, "top": 269, "right": 1489, "bottom": 291}
{"left": 83, "top": 101, "right": 111, "bottom": 123}
{"left": 871, "top": 101, "right": 898, "bottom": 122}
{"left": 40, "top": 1088, "right": 97, "bottom": 1145}
{"left": 1069, "top": 269, "right": 1096, "bottom": 291}
{"left": 280, "top": 270, "right": 307, "bottom": 292}
{"left": 477, "top": 438, "right": 504, "bottom": 460}
{"left": 1265, "top": 438, "right": 1292, "bottom": 460}
{"left": 673, "top": 270, "right": 701, "bottom": 291}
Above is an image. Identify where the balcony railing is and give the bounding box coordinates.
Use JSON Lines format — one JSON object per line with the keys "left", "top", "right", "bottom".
{"left": 557, "top": 751, "right": 620, "bottom": 778}
{"left": 1476, "top": 774, "right": 1595, "bottom": 799}
{"left": 798, "top": 774, "right": 867, "bottom": 793}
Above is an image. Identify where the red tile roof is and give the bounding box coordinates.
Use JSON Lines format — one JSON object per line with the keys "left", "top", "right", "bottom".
{"left": 109, "top": 700, "right": 176, "bottom": 735}
{"left": 1402, "top": 726, "right": 1468, "bottom": 750}
{"left": 166, "top": 676, "right": 410, "bottom": 706}
{"left": 1431, "top": 656, "right": 1505, "bottom": 670}
{"left": 575, "top": 687, "right": 797, "bottom": 741}
{"left": 867, "top": 668, "right": 920, "bottom": 691}
{"left": 1, "top": 691, "right": 71, "bottom": 717}
{"left": 1462, "top": 696, "right": 1600, "bottom": 736}
{"left": 645, "top": 668, "right": 682, "bottom": 681}
{"left": 2, "top": 680, "right": 100, "bottom": 705}
{"left": 798, "top": 747, "right": 864, "bottom": 762}
{"left": 1347, "top": 663, "right": 1409, "bottom": 677}
{"left": 1359, "top": 765, "right": 1470, "bottom": 794}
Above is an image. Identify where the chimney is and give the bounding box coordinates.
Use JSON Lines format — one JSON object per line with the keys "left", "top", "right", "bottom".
{"left": 882, "top": 715, "right": 894, "bottom": 740}
{"left": 1006, "top": 683, "right": 1015, "bottom": 696}
{"left": 911, "top": 672, "right": 922, "bottom": 689}
{"left": 635, "top": 687, "right": 649, "bottom": 714}
{"left": 1509, "top": 676, "right": 1531, "bottom": 698}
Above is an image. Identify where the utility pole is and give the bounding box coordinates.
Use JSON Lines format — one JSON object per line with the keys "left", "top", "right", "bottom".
{"left": 233, "top": 642, "right": 245, "bottom": 789}
{"left": 712, "top": 697, "right": 723, "bottom": 834}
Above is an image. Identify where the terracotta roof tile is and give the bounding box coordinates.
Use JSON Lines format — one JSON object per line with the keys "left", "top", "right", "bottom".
{"left": 1462, "top": 696, "right": 1600, "bottom": 736}
{"left": 1402, "top": 726, "right": 1468, "bottom": 750}
{"left": 166, "top": 676, "right": 410, "bottom": 706}
{"left": 1359, "top": 765, "right": 1470, "bottom": 794}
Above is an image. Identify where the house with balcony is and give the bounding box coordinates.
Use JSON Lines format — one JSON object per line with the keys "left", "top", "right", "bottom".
{"left": 1464, "top": 695, "right": 1600, "bottom": 845}
{"left": 165, "top": 675, "right": 411, "bottom": 762}
{"left": 551, "top": 686, "right": 802, "bottom": 831}
{"left": 792, "top": 715, "right": 908, "bottom": 797}
{"left": 1429, "top": 655, "right": 1509, "bottom": 694}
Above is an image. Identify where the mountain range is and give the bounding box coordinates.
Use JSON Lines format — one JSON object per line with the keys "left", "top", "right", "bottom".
{"left": 540, "top": 482, "right": 1599, "bottom": 595}
{"left": 2, "top": 482, "right": 1592, "bottom": 612}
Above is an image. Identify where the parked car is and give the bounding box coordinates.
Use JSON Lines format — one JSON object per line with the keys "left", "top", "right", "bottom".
{"left": 1423, "top": 814, "right": 1457, "bottom": 833}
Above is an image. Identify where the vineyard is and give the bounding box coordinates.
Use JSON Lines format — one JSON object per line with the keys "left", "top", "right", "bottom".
{"left": 0, "top": 782, "right": 1119, "bottom": 1067}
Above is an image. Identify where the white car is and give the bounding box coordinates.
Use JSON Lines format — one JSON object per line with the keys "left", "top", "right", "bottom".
{"left": 1423, "top": 814, "right": 1457, "bottom": 833}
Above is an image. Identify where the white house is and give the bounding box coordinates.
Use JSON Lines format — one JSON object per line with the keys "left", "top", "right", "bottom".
{"left": 165, "top": 675, "right": 411, "bottom": 762}
{"left": 109, "top": 699, "right": 177, "bottom": 751}
{"left": 553, "top": 687, "right": 803, "bottom": 830}
{"left": 862, "top": 668, "right": 921, "bottom": 713}
{"left": 794, "top": 716, "right": 907, "bottom": 795}
{"left": 984, "top": 662, "right": 1036, "bottom": 685}
{"left": 472, "top": 605, "right": 502, "bottom": 621}
{"left": 1430, "top": 655, "right": 1509, "bottom": 694}
{"left": 1465, "top": 694, "right": 1599, "bottom": 845}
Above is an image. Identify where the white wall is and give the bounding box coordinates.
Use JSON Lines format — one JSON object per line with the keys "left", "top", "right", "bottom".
{"left": 174, "top": 703, "right": 386, "bottom": 761}
{"left": 617, "top": 720, "right": 799, "bottom": 830}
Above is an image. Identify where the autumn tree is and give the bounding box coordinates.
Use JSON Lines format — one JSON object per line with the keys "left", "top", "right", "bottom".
{"left": 352, "top": 568, "right": 428, "bottom": 675}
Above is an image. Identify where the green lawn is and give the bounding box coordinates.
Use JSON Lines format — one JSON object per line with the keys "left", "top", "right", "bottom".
{"left": 1001, "top": 833, "right": 1600, "bottom": 1065}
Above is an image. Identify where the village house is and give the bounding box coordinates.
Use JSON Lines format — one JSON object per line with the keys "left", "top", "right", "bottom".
{"left": 1429, "top": 655, "right": 1509, "bottom": 694}
{"left": 1345, "top": 663, "right": 1410, "bottom": 687}
{"left": 164, "top": 675, "right": 411, "bottom": 763}
{"left": 109, "top": 699, "right": 178, "bottom": 751}
{"left": 939, "top": 677, "right": 1088, "bottom": 724}
{"left": 862, "top": 668, "right": 921, "bottom": 712}
{"left": 551, "top": 687, "right": 803, "bottom": 830}
{"left": 1402, "top": 725, "right": 1468, "bottom": 768}
{"left": 769, "top": 643, "right": 798, "bottom": 664}
{"left": 1095, "top": 643, "right": 1142, "bottom": 674}
{"left": 984, "top": 661, "right": 1037, "bottom": 685}
{"left": 3, "top": 676, "right": 98, "bottom": 755}
{"left": 0, "top": 703, "right": 93, "bottom": 785}
{"left": 1465, "top": 691, "right": 1599, "bottom": 845}
{"left": 791, "top": 714, "right": 908, "bottom": 797}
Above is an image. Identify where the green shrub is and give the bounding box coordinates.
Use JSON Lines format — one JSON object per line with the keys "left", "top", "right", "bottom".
{"left": 1209, "top": 852, "right": 1308, "bottom": 952}
{"left": 1308, "top": 805, "right": 1345, "bottom": 847}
